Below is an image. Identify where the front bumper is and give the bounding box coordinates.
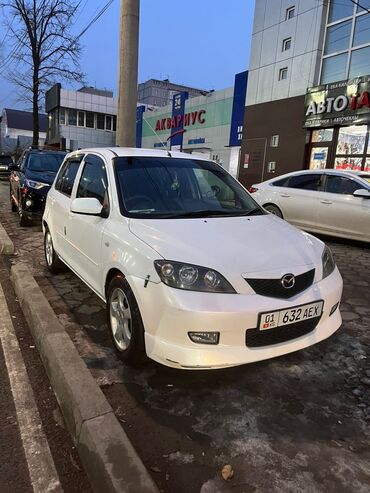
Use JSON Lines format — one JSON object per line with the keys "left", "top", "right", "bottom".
{"left": 21, "top": 190, "right": 48, "bottom": 220}
{"left": 128, "top": 267, "right": 343, "bottom": 370}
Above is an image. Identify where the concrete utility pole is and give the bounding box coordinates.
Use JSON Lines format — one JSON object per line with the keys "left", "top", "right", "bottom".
{"left": 116, "top": 0, "right": 140, "bottom": 147}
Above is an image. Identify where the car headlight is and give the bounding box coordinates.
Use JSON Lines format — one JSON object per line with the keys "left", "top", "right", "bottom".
{"left": 322, "top": 246, "right": 335, "bottom": 279}
{"left": 154, "top": 260, "right": 236, "bottom": 293}
{"left": 26, "top": 179, "right": 49, "bottom": 190}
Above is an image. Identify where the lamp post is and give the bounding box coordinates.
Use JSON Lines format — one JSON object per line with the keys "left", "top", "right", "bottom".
{"left": 116, "top": 0, "right": 140, "bottom": 147}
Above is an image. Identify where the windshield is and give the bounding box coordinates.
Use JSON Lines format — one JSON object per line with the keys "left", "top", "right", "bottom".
{"left": 113, "top": 157, "right": 263, "bottom": 219}
{"left": 359, "top": 174, "right": 370, "bottom": 185}
{"left": 27, "top": 153, "right": 65, "bottom": 173}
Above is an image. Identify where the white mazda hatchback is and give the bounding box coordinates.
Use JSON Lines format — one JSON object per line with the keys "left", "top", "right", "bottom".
{"left": 43, "top": 148, "right": 343, "bottom": 370}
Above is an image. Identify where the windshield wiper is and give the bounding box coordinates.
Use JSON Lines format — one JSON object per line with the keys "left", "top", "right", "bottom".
{"left": 161, "top": 210, "right": 235, "bottom": 219}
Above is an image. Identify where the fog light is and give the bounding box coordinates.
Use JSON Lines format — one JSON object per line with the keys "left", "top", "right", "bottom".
{"left": 25, "top": 199, "right": 33, "bottom": 208}
{"left": 330, "top": 302, "right": 340, "bottom": 316}
{"left": 188, "top": 332, "right": 220, "bottom": 345}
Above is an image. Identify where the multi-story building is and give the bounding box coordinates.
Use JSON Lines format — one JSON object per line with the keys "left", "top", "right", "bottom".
{"left": 137, "top": 78, "right": 209, "bottom": 107}
{"left": 239, "top": 0, "right": 370, "bottom": 187}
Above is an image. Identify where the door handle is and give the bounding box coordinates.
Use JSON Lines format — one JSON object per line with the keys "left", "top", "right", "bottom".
{"left": 320, "top": 200, "right": 332, "bottom": 205}
{"left": 280, "top": 194, "right": 290, "bottom": 198}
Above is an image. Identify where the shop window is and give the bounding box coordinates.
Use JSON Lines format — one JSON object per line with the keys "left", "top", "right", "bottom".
{"left": 324, "top": 20, "right": 351, "bottom": 55}
{"left": 312, "top": 129, "right": 334, "bottom": 142}
{"left": 364, "top": 159, "right": 370, "bottom": 171}
{"left": 335, "top": 157, "right": 363, "bottom": 171}
{"left": 279, "top": 67, "right": 288, "bottom": 81}
{"left": 286, "top": 6, "right": 295, "bottom": 20}
{"left": 325, "top": 175, "right": 364, "bottom": 194}
{"left": 86, "top": 112, "right": 94, "bottom": 128}
{"left": 321, "top": 53, "right": 347, "bottom": 84}
{"left": 60, "top": 108, "right": 66, "bottom": 125}
{"left": 78, "top": 111, "right": 85, "bottom": 127}
{"left": 337, "top": 125, "right": 367, "bottom": 155}
{"left": 282, "top": 38, "right": 292, "bottom": 52}
{"left": 288, "top": 174, "right": 322, "bottom": 191}
{"left": 309, "top": 147, "right": 329, "bottom": 170}
{"left": 328, "top": 0, "right": 354, "bottom": 24}
{"left": 68, "top": 109, "right": 77, "bottom": 126}
{"left": 97, "top": 114, "right": 105, "bottom": 130}
{"left": 353, "top": 13, "right": 370, "bottom": 47}
{"left": 349, "top": 46, "right": 370, "bottom": 78}
{"left": 270, "top": 135, "right": 279, "bottom": 147}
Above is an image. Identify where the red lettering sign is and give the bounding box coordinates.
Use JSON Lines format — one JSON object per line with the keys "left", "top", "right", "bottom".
{"left": 357, "top": 91, "right": 370, "bottom": 110}
{"left": 155, "top": 110, "right": 206, "bottom": 132}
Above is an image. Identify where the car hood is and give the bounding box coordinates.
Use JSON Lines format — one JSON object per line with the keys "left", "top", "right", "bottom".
{"left": 129, "top": 215, "right": 323, "bottom": 286}
{"left": 26, "top": 169, "right": 57, "bottom": 185}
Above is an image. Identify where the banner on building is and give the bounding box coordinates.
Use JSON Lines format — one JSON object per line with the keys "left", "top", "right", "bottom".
{"left": 304, "top": 75, "right": 370, "bottom": 128}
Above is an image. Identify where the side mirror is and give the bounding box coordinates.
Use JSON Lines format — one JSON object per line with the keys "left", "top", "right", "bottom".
{"left": 70, "top": 197, "right": 103, "bottom": 216}
{"left": 353, "top": 189, "right": 370, "bottom": 199}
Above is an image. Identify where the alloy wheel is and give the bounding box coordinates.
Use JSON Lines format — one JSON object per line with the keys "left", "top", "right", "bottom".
{"left": 109, "top": 288, "right": 132, "bottom": 351}
{"left": 45, "top": 232, "right": 54, "bottom": 267}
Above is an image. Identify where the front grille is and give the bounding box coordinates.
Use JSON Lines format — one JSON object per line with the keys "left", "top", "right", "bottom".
{"left": 245, "top": 269, "right": 315, "bottom": 299}
{"left": 246, "top": 317, "right": 320, "bottom": 348}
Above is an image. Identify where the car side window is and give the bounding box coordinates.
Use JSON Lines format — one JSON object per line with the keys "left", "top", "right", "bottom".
{"left": 77, "top": 155, "right": 109, "bottom": 208}
{"left": 271, "top": 177, "right": 290, "bottom": 187}
{"left": 55, "top": 158, "right": 82, "bottom": 197}
{"left": 325, "top": 176, "right": 364, "bottom": 195}
{"left": 288, "top": 174, "right": 322, "bottom": 191}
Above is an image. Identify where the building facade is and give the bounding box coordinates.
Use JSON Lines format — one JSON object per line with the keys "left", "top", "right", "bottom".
{"left": 137, "top": 78, "right": 209, "bottom": 107}
{"left": 0, "top": 108, "right": 47, "bottom": 153}
{"left": 45, "top": 84, "right": 118, "bottom": 150}
{"left": 239, "top": 0, "right": 370, "bottom": 187}
{"left": 139, "top": 71, "right": 248, "bottom": 177}
{"left": 45, "top": 72, "right": 248, "bottom": 177}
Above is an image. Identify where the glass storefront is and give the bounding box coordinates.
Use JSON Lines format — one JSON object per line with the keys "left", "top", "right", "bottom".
{"left": 309, "top": 124, "right": 370, "bottom": 171}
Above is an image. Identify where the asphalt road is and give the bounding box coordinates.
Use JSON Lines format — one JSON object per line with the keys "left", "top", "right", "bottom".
{"left": 0, "top": 180, "right": 369, "bottom": 493}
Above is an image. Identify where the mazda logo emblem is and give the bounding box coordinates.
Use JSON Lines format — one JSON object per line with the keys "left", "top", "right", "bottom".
{"left": 281, "top": 274, "right": 295, "bottom": 289}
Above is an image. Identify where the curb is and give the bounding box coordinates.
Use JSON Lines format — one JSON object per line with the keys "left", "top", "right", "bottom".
{"left": 10, "top": 262, "right": 158, "bottom": 493}
{"left": 0, "top": 221, "right": 14, "bottom": 254}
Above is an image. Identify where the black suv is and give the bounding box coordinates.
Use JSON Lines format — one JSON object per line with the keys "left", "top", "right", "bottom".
{"left": 10, "top": 149, "right": 66, "bottom": 226}
{"left": 0, "top": 154, "right": 14, "bottom": 179}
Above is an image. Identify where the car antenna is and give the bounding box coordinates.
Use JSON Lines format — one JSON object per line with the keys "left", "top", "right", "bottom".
{"left": 166, "top": 129, "right": 186, "bottom": 158}
{"left": 142, "top": 115, "right": 186, "bottom": 158}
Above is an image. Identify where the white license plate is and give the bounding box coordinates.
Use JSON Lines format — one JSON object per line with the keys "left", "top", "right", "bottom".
{"left": 259, "top": 301, "right": 324, "bottom": 331}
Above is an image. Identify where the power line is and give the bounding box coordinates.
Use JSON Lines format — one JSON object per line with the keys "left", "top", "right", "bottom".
{"left": 349, "top": 1, "right": 370, "bottom": 14}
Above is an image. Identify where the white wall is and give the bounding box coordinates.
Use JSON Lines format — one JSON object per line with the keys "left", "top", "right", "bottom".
{"left": 246, "top": 0, "right": 328, "bottom": 106}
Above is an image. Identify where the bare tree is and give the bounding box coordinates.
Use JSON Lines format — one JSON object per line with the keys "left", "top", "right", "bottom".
{"left": 0, "top": 0, "right": 84, "bottom": 146}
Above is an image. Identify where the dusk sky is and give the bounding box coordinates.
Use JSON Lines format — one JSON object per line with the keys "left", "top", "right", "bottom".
{"left": 0, "top": 0, "right": 254, "bottom": 110}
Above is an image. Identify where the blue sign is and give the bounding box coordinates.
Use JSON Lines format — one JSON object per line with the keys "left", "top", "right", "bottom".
{"left": 188, "top": 138, "right": 205, "bottom": 145}
{"left": 313, "top": 152, "right": 326, "bottom": 160}
{"left": 136, "top": 105, "right": 146, "bottom": 148}
{"left": 229, "top": 71, "right": 248, "bottom": 147}
{"left": 171, "top": 92, "right": 188, "bottom": 150}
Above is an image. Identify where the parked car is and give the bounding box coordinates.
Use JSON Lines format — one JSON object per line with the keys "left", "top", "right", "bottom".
{"left": 43, "top": 148, "right": 343, "bottom": 370}
{"left": 0, "top": 154, "right": 14, "bottom": 179}
{"left": 250, "top": 169, "right": 370, "bottom": 243}
{"left": 10, "top": 148, "right": 66, "bottom": 226}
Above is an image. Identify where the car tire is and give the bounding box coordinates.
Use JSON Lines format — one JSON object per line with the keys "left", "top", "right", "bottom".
{"left": 10, "top": 189, "right": 17, "bottom": 212}
{"left": 264, "top": 204, "right": 283, "bottom": 218}
{"left": 107, "top": 275, "right": 147, "bottom": 366}
{"left": 44, "top": 227, "right": 65, "bottom": 274}
{"left": 18, "top": 198, "right": 31, "bottom": 226}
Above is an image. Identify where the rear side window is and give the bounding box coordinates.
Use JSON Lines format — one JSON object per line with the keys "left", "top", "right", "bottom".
{"left": 288, "top": 174, "right": 322, "bottom": 191}
{"left": 271, "top": 177, "right": 290, "bottom": 187}
{"left": 77, "top": 154, "right": 108, "bottom": 206}
{"left": 325, "top": 175, "right": 364, "bottom": 195}
{"left": 55, "top": 158, "right": 83, "bottom": 197}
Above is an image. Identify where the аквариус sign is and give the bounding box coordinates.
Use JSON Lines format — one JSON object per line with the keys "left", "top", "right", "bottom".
{"left": 304, "top": 75, "right": 370, "bottom": 128}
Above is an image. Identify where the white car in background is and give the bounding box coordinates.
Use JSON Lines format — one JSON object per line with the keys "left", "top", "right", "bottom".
{"left": 250, "top": 169, "right": 370, "bottom": 243}
{"left": 43, "top": 148, "right": 343, "bottom": 370}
